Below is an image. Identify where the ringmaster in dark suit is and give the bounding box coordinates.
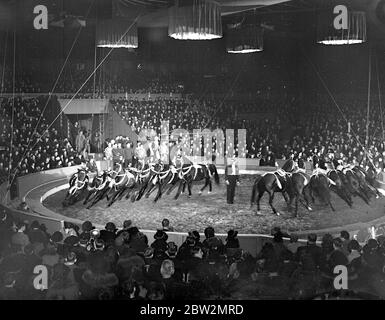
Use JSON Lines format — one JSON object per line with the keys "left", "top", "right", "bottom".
{"left": 225, "top": 156, "right": 240, "bottom": 204}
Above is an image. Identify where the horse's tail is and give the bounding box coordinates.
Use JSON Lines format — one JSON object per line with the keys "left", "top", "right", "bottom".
{"left": 212, "top": 165, "right": 219, "bottom": 184}
{"left": 251, "top": 174, "right": 263, "bottom": 204}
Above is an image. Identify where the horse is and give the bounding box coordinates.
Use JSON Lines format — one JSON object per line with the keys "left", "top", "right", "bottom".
{"left": 106, "top": 169, "right": 136, "bottom": 207}
{"left": 144, "top": 164, "right": 182, "bottom": 202}
{"left": 174, "top": 163, "right": 220, "bottom": 200}
{"left": 342, "top": 167, "right": 371, "bottom": 205}
{"left": 309, "top": 171, "right": 336, "bottom": 212}
{"left": 280, "top": 159, "right": 313, "bottom": 217}
{"left": 125, "top": 162, "right": 154, "bottom": 202}
{"left": 63, "top": 168, "right": 89, "bottom": 207}
{"left": 250, "top": 169, "right": 290, "bottom": 216}
{"left": 85, "top": 170, "right": 114, "bottom": 209}
{"left": 327, "top": 169, "right": 353, "bottom": 208}
{"left": 352, "top": 165, "right": 381, "bottom": 199}
{"left": 286, "top": 171, "right": 313, "bottom": 218}
{"left": 82, "top": 171, "right": 109, "bottom": 206}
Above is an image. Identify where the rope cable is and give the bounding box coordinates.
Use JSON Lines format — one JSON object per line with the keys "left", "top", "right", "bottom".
{"left": 299, "top": 44, "right": 374, "bottom": 165}
{"left": 8, "top": 0, "right": 96, "bottom": 185}
{"left": 7, "top": 30, "right": 16, "bottom": 193}
{"left": 25, "top": 12, "right": 142, "bottom": 160}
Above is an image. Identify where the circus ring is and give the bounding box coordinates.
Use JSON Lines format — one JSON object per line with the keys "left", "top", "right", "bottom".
{"left": 2, "top": 163, "right": 385, "bottom": 256}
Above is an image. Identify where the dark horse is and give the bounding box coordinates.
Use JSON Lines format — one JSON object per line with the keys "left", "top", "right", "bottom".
{"left": 280, "top": 159, "right": 313, "bottom": 217}
{"left": 352, "top": 165, "right": 381, "bottom": 199}
{"left": 63, "top": 168, "right": 89, "bottom": 207}
{"left": 106, "top": 169, "right": 136, "bottom": 207}
{"left": 327, "top": 169, "right": 353, "bottom": 208}
{"left": 175, "top": 163, "right": 220, "bottom": 200}
{"left": 342, "top": 167, "right": 371, "bottom": 205}
{"left": 309, "top": 171, "right": 336, "bottom": 212}
{"left": 83, "top": 171, "right": 109, "bottom": 206}
{"left": 250, "top": 169, "right": 290, "bottom": 216}
{"left": 144, "top": 164, "right": 182, "bottom": 202}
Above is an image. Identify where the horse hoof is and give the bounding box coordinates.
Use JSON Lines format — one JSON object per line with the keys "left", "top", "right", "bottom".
{"left": 198, "top": 191, "right": 202, "bottom": 195}
{"left": 208, "top": 191, "right": 211, "bottom": 194}
{"left": 276, "top": 212, "right": 280, "bottom": 216}
{"left": 256, "top": 211, "right": 262, "bottom": 216}
{"left": 308, "top": 207, "right": 313, "bottom": 211}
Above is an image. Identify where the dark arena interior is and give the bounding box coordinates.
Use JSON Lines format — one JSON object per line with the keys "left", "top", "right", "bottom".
{"left": 2, "top": 0, "right": 385, "bottom": 303}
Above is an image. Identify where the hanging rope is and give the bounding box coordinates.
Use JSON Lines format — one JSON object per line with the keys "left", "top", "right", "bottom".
{"left": 299, "top": 44, "right": 374, "bottom": 165}
{"left": 202, "top": 54, "right": 250, "bottom": 129}
{"left": 13, "top": 11, "right": 143, "bottom": 182}
{"left": 375, "top": 50, "right": 384, "bottom": 141}
{"left": 8, "top": 0, "right": 96, "bottom": 186}
{"left": 1, "top": 29, "right": 8, "bottom": 95}
{"left": 365, "top": 45, "right": 372, "bottom": 148}
{"left": 7, "top": 30, "right": 16, "bottom": 192}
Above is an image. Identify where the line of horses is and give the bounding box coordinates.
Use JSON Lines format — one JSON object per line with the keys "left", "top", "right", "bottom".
{"left": 250, "top": 160, "right": 381, "bottom": 217}
{"left": 63, "top": 159, "right": 382, "bottom": 219}
{"left": 62, "top": 162, "right": 219, "bottom": 209}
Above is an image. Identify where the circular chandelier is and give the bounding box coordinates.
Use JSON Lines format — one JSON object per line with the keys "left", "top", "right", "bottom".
{"left": 317, "top": 10, "right": 367, "bottom": 45}
{"left": 96, "top": 18, "right": 138, "bottom": 48}
{"left": 168, "top": 0, "right": 223, "bottom": 40}
{"left": 226, "top": 25, "right": 264, "bottom": 54}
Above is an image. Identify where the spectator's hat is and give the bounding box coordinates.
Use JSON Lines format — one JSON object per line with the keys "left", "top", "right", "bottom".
{"left": 188, "top": 230, "right": 200, "bottom": 241}
{"left": 82, "top": 220, "right": 94, "bottom": 232}
{"left": 50, "top": 231, "right": 64, "bottom": 243}
{"left": 105, "top": 222, "right": 117, "bottom": 233}
{"left": 226, "top": 230, "right": 238, "bottom": 240}
{"left": 154, "top": 230, "right": 168, "bottom": 241}
{"left": 307, "top": 233, "right": 317, "bottom": 243}
{"left": 64, "top": 235, "right": 79, "bottom": 247}
{"left": 186, "top": 236, "right": 196, "bottom": 247}
{"left": 30, "top": 220, "right": 40, "bottom": 229}
{"left": 204, "top": 226, "right": 215, "bottom": 239}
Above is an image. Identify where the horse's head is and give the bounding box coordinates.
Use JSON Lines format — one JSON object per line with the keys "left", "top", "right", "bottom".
{"left": 152, "top": 161, "right": 164, "bottom": 172}
{"left": 327, "top": 170, "right": 341, "bottom": 188}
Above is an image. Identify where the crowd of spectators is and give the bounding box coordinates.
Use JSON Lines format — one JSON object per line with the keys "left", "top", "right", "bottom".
{"left": 0, "top": 96, "right": 84, "bottom": 183}
{"left": 1, "top": 209, "right": 384, "bottom": 300}
{"left": 110, "top": 92, "right": 385, "bottom": 172}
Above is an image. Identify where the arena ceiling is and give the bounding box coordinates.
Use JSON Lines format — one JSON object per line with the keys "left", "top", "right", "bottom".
{"left": 0, "top": 0, "right": 384, "bottom": 53}
{"left": 0, "top": 0, "right": 383, "bottom": 39}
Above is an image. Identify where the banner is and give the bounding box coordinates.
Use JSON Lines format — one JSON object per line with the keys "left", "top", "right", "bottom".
{"left": 58, "top": 99, "right": 109, "bottom": 114}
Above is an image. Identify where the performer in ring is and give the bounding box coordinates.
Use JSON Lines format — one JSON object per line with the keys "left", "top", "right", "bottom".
{"left": 225, "top": 155, "right": 240, "bottom": 204}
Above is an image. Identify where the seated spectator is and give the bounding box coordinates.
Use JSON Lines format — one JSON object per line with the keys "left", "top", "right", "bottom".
{"left": 161, "top": 219, "right": 174, "bottom": 232}
{"left": 296, "top": 233, "right": 323, "bottom": 271}
{"left": 128, "top": 227, "right": 148, "bottom": 254}
{"left": 99, "top": 222, "right": 117, "bottom": 246}
{"left": 347, "top": 239, "right": 361, "bottom": 264}
{"left": 17, "top": 201, "right": 30, "bottom": 212}
{"left": 340, "top": 230, "right": 351, "bottom": 257}
{"left": 151, "top": 230, "right": 169, "bottom": 256}
{"left": 46, "top": 263, "right": 80, "bottom": 300}
{"left": 328, "top": 238, "right": 348, "bottom": 272}
{"left": 287, "top": 234, "right": 303, "bottom": 254}
{"left": 225, "top": 230, "right": 240, "bottom": 249}
{"left": 202, "top": 227, "right": 224, "bottom": 257}
{"left": 11, "top": 221, "right": 30, "bottom": 251}
{"left": 41, "top": 243, "right": 60, "bottom": 268}
{"left": 81, "top": 251, "right": 119, "bottom": 299}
